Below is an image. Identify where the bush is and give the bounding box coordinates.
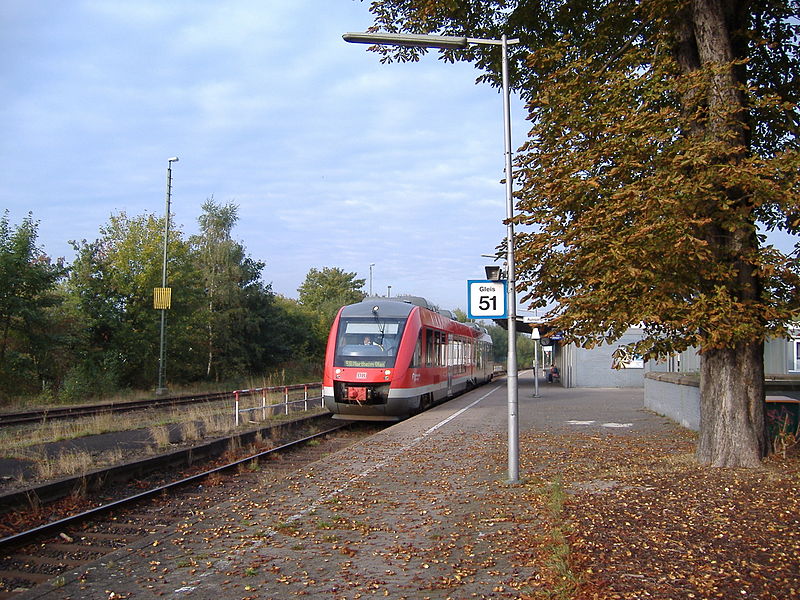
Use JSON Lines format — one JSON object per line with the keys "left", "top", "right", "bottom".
{"left": 59, "top": 360, "right": 120, "bottom": 403}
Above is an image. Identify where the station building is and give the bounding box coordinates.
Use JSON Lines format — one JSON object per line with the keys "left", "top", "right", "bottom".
{"left": 514, "top": 319, "right": 800, "bottom": 389}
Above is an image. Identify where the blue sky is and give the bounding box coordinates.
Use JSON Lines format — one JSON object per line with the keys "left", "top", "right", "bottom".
{"left": 1, "top": 0, "right": 528, "bottom": 313}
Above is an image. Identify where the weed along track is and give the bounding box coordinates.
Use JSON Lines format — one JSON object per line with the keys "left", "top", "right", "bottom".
{"left": 0, "top": 383, "right": 327, "bottom": 494}
{"left": 0, "top": 383, "right": 323, "bottom": 428}
{"left": 0, "top": 417, "right": 380, "bottom": 598}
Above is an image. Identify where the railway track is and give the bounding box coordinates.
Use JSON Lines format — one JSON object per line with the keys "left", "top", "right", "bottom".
{"left": 0, "top": 416, "right": 380, "bottom": 598}
{"left": 0, "top": 383, "right": 323, "bottom": 427}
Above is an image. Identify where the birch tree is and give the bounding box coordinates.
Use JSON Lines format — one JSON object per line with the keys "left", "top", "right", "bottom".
{"left": 190, "top": 199, "right": 272, "bottom": 380}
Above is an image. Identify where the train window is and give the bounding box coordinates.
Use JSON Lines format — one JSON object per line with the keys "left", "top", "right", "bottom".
{"left": 411, "top": 330, "right": 423, "bottom": 368}
{"left": 448, "top": 338, "right": 458, "bottom": 369}
{"left": 425, "top": 328, "right": 435, "bottom": 367}
{"left": 334, "top": 317, "right": 406, "bottom": 368}
{"left": 420, "top": 329, "right": 453, "bottom": 368}
{"left": 450, "top": 338, "right": 466, "bottom": 373}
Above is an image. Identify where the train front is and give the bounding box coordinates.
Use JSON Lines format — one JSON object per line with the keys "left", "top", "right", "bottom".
{"left": 323, "top": 300, "right": 417, "bottom": 420}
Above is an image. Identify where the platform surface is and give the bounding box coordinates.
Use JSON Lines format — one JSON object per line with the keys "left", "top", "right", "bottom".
{"left": 21, "top": 375, "right": 675, "bottom": 600}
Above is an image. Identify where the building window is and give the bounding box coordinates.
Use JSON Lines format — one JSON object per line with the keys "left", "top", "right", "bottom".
{"left": 612, "top": 346, "right": 644, "bottom": 369}
{"left": 792, "top": 339, "right": 800, "bottom": 372}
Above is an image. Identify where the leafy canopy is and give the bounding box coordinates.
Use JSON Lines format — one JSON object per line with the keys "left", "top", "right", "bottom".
{"left": 298, "top": 267, "right": 366, "bottom": 338}
{"left": 365, "top": 0, "right": 800, "bottom": 359}
{"left": 297, "top": 267, "right": 366, "bottom": 311}
{"left": 0, "top": 211, "right": 66, "bottom": 397}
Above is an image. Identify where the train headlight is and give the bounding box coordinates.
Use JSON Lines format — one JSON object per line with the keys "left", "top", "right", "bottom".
{"left": 384, "top": 369, "right": 391, "bottom": 380}
{"left": 335, "top": 368, "right": 342, "bottom": 377}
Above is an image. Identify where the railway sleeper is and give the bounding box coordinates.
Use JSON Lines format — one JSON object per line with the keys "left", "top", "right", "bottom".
{"left": 2, "top": 554, "right": 82, "bottom": 569}
{"left": 38, "top": 543, "right": 107, "bottom": 557}
{"left": 0, "top": 569, "right": 51, "bottom": 584}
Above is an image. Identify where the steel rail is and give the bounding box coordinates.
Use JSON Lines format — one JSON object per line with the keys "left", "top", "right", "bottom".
{"left": 0, "top": 421, "right": 350, "bottom": 551}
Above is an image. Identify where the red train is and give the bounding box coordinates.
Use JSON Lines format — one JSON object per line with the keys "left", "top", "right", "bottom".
{"left": 323, "top": 297, "right": 494, "bottom": 421}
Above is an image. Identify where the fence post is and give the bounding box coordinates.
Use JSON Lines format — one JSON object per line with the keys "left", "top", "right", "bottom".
{"left": 234, "top": 391, "right": 240, "bottom": 427}
{"left": 262, "top": 389, "right": 267, "bottom": 421}
{"left": 284, "top": 386, "right": 289, "bottom": 415}
{"left": 304, "top": 385, "right": 308, "bottom": 411}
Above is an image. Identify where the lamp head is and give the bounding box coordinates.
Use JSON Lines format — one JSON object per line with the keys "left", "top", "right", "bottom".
{"left": 343, "top": 32, "right": 468, "bottom": 50}
{"left": 485, "top": 265, "right": 503, "bottom": 281}
{"left": 167, "top": 157, "right": 179, "bottom": 163}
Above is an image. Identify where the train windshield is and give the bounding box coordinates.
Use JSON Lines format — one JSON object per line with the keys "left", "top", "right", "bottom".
{"left": 334, "top": 317, "right": 406, "bottom": 368}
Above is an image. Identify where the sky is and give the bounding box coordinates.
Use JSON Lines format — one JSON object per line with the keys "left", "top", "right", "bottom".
{"left": 1, "top": 0, "right": 529, "bottom": 313}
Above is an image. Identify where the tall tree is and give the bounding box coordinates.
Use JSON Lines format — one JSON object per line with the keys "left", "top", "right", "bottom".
{"left": 264, "top": 295, "right": 326, "bottom": 366}
{"left": 192, "top": 199, "right": 245, "bottom": 378}
{"left": 297, "top": 267, "right": 366, "bottom": 310}
{"left": 364, "top": 0, "right": 800, "bottom": 466}
{"left": 297, "top": 267, "right": 366, "bottom": 338}
{"left": 0, "top": 211, "right": 66, "bottom": 399}
{"left": 68, "top": 212, "right": 203, "bottom": 390}
{"left": 189, "top": 198, "right": 275, "bottom": 380}
{"left": 452, "top": 308, "right": 471, "bottom": 323}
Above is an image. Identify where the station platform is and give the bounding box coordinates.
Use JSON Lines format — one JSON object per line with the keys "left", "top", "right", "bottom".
{"left": 22, "top": 374, "right": 676, "bottom": 600}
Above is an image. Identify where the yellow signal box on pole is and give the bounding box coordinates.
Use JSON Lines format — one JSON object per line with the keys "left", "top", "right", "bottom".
{"left": 154, "top": 287, "right": 172, "bottom": 310}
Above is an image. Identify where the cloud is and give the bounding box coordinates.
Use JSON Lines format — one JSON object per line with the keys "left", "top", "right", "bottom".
{"left": 1, "top": 0, "right": 523, "bottom": 312}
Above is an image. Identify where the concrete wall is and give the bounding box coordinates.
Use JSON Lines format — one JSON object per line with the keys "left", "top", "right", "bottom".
{"left": 644, "top": 371, "right": 800, "bottom": 433}
{"left": 765, "top": 337, "right": 791, "bottom": 374}
{"left": 566, "top": 328, "right": 646, "bottom": 388}
{"left": 651, "top": 337, "right": 792, "bottom": 376}
{"left": 644, "top": 373, "right": 700, "bottom": 431}
{"left": 558, "top": 333, "right": 796, "bottom": 389}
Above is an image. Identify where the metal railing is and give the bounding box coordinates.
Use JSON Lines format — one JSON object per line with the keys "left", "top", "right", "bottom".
{"left": 232, "top": 382, "right": 324, "bottom": 426}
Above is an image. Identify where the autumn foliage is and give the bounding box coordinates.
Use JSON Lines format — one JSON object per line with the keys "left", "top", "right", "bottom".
{"left": 364, "top": 0, "right": 800, "bottom": 467}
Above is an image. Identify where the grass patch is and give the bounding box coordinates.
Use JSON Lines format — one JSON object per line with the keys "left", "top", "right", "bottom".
{"left": 0, "top": 372, "right": 324, "bottom": 483}
{"left": 27, "top": 446, "right": 127, "bottom": 482}
{"left": 150, "top": 425, "right": 171, "bottom": 449}
{"left": 33, "top": 449, "right": 94, "bottom": 479}
{"left": 274, "top": 521, "right": 299, "bottom": 534}
{"left": 0, "top": 391, "right": 322, "bottom": 461}
{"left": 531, "top": 479, "right": 581, "bottom": 600}
{"left": 182, "top": 419, "right": 201, "bottom": 442}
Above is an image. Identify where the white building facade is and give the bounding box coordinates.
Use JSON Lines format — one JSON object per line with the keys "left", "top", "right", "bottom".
{"left": 545, "top": 326, "right": 800, "bottom": 388}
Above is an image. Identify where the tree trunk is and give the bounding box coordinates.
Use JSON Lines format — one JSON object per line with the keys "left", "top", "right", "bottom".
{"left": 683, "top": 0, "right": 768, "bottom": 467}
{"left": 206, "top": 300, "right": 214, "bottom": 379}
{"left": 697, "top": 342, "right": 767, "bottom": 467}
{"left": 206, "top": 279, "right": 215, "bottom": 379}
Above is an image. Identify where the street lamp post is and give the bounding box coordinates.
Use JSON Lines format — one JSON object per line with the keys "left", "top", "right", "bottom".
{"left": 344, "top": 31, "right": 521, "bottom": 482}
{"left": 156, "top": 156, "right": 179, "bottom": 395}
{"left": 369, "top": 263, "right": 375, "bottom": 296}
